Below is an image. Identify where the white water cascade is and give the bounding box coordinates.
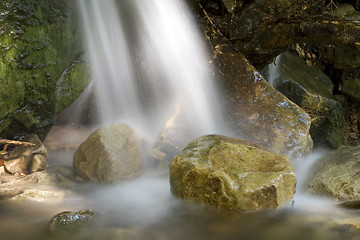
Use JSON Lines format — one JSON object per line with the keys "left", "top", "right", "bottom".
{"left": 77, "top": 0, "right": 222, "bottom": 140}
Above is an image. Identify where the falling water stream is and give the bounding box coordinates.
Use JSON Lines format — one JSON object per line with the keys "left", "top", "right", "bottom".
{"left": 1, "top": 1, "right": 360, "bottom": 240}
{"left": 78, "top": 0, "right": 222, "bottom": 140}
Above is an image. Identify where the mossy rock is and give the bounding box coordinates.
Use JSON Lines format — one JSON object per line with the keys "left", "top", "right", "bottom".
{"left": 0, "top": 0, "right": 90, "bottom": 140}
{"left": 261, "top": 51, "right": 344, "bottom": 148}
{"left": 341, "top": 77, "right": 360, "bottom": 102}
{"left": 170, "top": 134, "right": 297, "bottom": 211}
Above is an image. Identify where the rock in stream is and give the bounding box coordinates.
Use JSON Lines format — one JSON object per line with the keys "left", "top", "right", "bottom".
{"left": 170, "top": 134, "right": 297, "bottom": 211}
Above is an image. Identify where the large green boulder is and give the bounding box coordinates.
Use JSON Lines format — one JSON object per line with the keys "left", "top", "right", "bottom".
{"left": 170, "top": 135, "right": 297, "bottom": 211}
{"left": 261, "top": 51, "right": 344, "bottom": 148}
{"left": 0, "top": 0, "right": 90, "bottom": 140}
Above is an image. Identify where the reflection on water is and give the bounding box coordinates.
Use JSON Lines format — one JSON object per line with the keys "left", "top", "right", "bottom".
{"left": 1, "top": 164, "right": 360, "bottom": 240}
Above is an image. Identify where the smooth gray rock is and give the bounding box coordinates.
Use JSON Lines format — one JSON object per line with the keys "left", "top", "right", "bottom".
{"left": 73, "top": 123, "right": 143, "bottom": 183}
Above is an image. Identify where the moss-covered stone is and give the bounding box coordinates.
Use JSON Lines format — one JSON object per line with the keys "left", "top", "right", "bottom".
{"left": 0, "top": 0, "right": 89, "bottom": 139}
{"left": 55, "top": 60, "right": 91, "bottom": 113}
{"left": 170, "top": 134, "right": 297, "bottom": 211}
{"left": 342, "top": 77, "right": 360, "bottom": 102}
{"left": 261, "top": 51, "right": 344, "bottom": 148}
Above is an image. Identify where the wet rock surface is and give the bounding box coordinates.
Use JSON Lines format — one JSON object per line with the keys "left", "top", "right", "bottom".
{"left": 261, "top": 51, "right": 344, "bottom": 148}
{"left": 170, "top": 134, "right": 296, "bottom": 211}
{"left": 49, "top": 209, "right": 97, "bottom": 237}
{"left": 306, "top": 145, "right": 360, "bottom": 201}
{"left": 151, "top": 107, "right": 198, "bottom": 165}
{"left": 73, "top": 123, "right": 143, "bottom": 183}
{"left": 214, "top": 44, "right": 313, "bottom": 158}
{"left": 1, "top": 134, "right": 48, "bottom": 175}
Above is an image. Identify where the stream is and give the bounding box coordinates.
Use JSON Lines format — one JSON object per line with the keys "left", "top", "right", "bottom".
{"left": 0, "top": 125, "right": 359, "bottom": 240}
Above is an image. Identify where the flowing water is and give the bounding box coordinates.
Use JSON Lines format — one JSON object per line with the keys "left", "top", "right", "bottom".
{"left": 1, "top": 1, "right": 360, "bottom": 240}
{"left": 78, "top": 0, "right": 222, "bottom": 140}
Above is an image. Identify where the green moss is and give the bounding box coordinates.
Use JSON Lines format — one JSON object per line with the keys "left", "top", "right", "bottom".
{"left": 55, "top": 61, "right": 91, "bottom": 113}
{"left": 342, "top": 78, "right": 360, "bottom": 102}
{"left": 0, "top": 0, "right": 86, "bottom": 139}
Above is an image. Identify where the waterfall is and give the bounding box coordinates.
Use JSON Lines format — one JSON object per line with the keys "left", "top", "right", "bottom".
{"left": 77, "top": 0, "right": 222, "bottom": 141}
{"left": 266, "top": 54, "right": 282, "bottom": 87}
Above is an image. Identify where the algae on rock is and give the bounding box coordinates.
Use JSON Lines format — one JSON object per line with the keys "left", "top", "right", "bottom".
{"left": 261, "top": 51, "right": 344, "bottom": 148}
{"left": 0, "top": 0, "right": 90, "bottom": 139}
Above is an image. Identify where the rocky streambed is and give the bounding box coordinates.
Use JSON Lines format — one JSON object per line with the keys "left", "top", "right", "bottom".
{"left": 0, "top": 123, "right": 360, "bottom": 240}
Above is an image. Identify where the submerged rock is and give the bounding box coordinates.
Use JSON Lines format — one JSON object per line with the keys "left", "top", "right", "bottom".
{"left": 341, "top": 76, "right": 360, "bottom": 103}
{"left": 169, "top": 135, "right": 296, "bottom": 211}
{"left": 261, "top": 51, "right": 344, "bottom": 148}
{"left": 49, "top": 210, "right": 97, "bottom": 236}
{"left": 73, "top": 123, "right": 143, "bottom": 183}
{"left": 214, "top": 44, "right": 312, "bottom": 158}
{"left": 2, "top": 134, "right": 48, "bottom": 175}
{"left": 306, "top": 145, "right": 360, "bottom": 201}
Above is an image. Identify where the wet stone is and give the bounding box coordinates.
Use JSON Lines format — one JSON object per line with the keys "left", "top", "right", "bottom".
{"left": 2, "top": 134, "right": 48, "bottom": 175}
{"left": 170, "top": 134, "right": 297, "bottom": 211}
{"left": 49, "top": 210, "right": 97, "bottom": 236}
{"left": 73, "top": 123, "right": 143, "bottom": 183}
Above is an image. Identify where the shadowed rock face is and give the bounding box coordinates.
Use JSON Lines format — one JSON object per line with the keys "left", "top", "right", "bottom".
{"left": 261, "top": 51, "right": 344, "bottom": 148}
{"left": 73, "top": 123, "right": 143, "bottom": 183}
{"left": 214, "top": 44, "right": 313, "bottom": 159}
{"left": 170, "top": 134, "right": 296, "bottom": 211}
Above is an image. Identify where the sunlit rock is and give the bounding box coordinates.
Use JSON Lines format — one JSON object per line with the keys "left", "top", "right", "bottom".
{"left": 49, "top": 210, "right": 97, "bottom": 237}
{"left": 306, "top": 146, "right": 360, "bottom": 201}
{"left": 169, "top": 135, "right": 296, "bottom": 211}
{"left": 214, "top": 44, "right": 312, "bottom": 158}
{"left": 0, "top": 165, "right": 79, "bottom": 201}
{"left": 73, "top": 123, "right": 143, "bottom": 183}
{"left": 261, "top": 51, "right": 344, "bottom": 148}
{"left": 2, "top": 134, "right": 48, "bottom": 175}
